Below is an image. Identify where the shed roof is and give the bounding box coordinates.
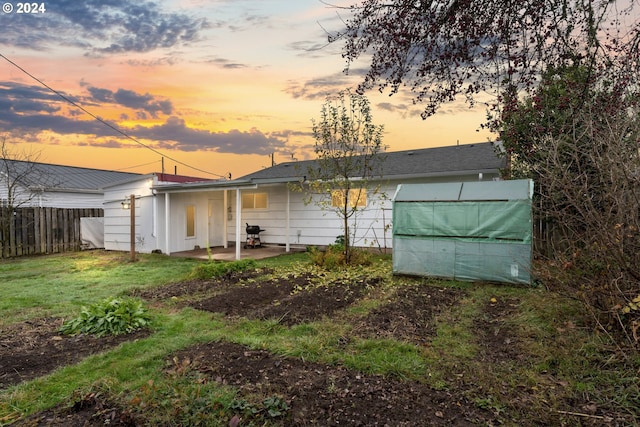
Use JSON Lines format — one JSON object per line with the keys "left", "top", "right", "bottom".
{"left": 239, "top": 142, "right": 505, "bottom": 182}
{"left": 0, "top": 159, "right": 141, "bottom": 192}
{"left": 393, "top": 179, "right": 534, "bottom": 202}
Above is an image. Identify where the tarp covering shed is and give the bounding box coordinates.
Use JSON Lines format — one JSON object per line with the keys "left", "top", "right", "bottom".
{"left": 392, "top": 179, "right": 534, "bottom": 284}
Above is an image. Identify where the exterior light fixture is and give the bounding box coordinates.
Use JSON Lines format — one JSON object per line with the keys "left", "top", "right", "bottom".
{"left": 121, "top": 197, "right": 131, "bottom": 210}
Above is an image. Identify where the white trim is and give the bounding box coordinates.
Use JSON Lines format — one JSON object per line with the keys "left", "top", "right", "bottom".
{"left": 285, "top": 186, "right": 290, "bottom": 252}
{"left": 165, "top": 193, "right": 171, "bottom": 255}
{"left": 235, "top": 188, "right": 241, "bottom": 260}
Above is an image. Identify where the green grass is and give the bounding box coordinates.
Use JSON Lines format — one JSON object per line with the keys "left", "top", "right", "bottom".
{"left": 0, "top": 251, "right": 202, "bottom": 325}
{"left": 0, "top": 250, "right": 638, "bottom": 425}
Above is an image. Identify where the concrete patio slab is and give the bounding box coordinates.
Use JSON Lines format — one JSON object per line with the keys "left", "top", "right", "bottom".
{"left": 170, "top": 244, "right": 306, "bottom": 261}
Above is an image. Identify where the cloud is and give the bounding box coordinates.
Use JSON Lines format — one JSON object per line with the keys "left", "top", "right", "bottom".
{"left": 132, "top": 117, "right": 287, "bottom": 154}
{"left": 0, "top": 0, "right": 209, "bottom": 54}
{"left": 284, "top": 73, "right": 354, "bottom": 101}
{"left": 114, "top": 89, "right": 173, "bottom": 116}
{"left": 0, "top": 82, "right": 288, "bottom": 156}
{"left": 86, "top": 86, "right": 174, "bottom": 117}
{"left": 204, "top": 57, "right": 249, "bottom": 69}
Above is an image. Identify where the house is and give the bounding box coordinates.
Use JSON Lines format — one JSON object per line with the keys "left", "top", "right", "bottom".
{"left": 105, "top": 142, "right": 506, "bottom": 260}
{"left": 102, "top": 172, "right": 217, "bottom": 253}
{"left": 0, "top": 159, "right": 141, "bottom": 208}
{"left": 0, "top": 159, "right": 142, "bottom": 255}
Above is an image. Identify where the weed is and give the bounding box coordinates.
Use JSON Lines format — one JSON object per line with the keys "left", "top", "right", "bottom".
{"left": 59, "top": 297, "right": 151, "bottom": 337}
{"left": 308, "top": 244, "right": 373, "bottom": 269}
{"left": 190, "top": 258, "right": 257, "bottom": 280}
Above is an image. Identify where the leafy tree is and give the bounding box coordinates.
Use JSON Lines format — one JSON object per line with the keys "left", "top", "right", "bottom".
{"left": 294, "top": 90, "right": 385, "bottom": 264}
{"left": 495, "top": 63, "right": 594, "bottom": 178}
{"left": 336, "top": 0, "right": 639, "bottom": 119}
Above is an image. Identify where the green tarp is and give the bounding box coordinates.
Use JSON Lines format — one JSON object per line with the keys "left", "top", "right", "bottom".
{"left": 392, "top": 180, "right": 533, "bottom": 285}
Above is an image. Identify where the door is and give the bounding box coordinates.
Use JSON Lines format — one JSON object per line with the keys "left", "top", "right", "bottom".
{"left": 208, "top": 199, "right": 225, "bottom": 247}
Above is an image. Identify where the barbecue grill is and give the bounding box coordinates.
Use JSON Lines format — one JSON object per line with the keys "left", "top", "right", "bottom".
{"left": 244, "top": 223, "right": 265, "bottom": 249}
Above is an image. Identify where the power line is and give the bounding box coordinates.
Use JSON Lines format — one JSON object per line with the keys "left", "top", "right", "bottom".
{"left": 0, "top": 53, "right": 227, "bottom": 179}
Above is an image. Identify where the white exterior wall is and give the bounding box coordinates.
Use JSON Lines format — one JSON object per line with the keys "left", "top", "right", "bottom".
{"left": 103, "top": 177, "right": 158, "bottom": 253}
{"left": 30, "top": 191, "right": 104, "bottom": 208}
{"left": 140, "top": 171, "right": 501, "bottom": 255}
{"left": 228, "top": 173, "right": 500, "bottom": 249}
{"left": 161, "top": 191, "right": 225, "bottom": 254}
{"left": 0, "top": 177, "right": 103, "bottom": 208}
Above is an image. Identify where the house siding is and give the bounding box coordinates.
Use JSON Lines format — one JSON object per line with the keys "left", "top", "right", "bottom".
{"left": 103, "top": 177, "right": 157, "bottom": 253}
{"left": 226, "top": 173, "right": 499, "bottom": 249}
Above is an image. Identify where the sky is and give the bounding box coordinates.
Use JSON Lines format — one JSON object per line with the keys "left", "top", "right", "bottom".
{"left": 0, "top": 0, "right": 493, "bottom": 179}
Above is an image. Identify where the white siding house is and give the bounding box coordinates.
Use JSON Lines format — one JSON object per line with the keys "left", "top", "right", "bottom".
{"left": 110, "top": 142, "right": 506, "bottom": 259}
{"left": 0, "top": 159, "right": 140, "bottom": 208}
{"left": 102, "top": 173, "right": 220, "bottom": 253}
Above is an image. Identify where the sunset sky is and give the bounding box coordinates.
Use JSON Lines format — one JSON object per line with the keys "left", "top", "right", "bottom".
{"left": 0, "top": 0, "right": 493, "bottom": 179}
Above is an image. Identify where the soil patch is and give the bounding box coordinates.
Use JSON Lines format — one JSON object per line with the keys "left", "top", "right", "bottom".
{"left": 129, "top": 270, "right": 267, "bottom": 301}
{"left": 0, "top": 318, "right": 149, "bottom": 390}
{"left": 253, "top": 277, "right": 378, "bottom": 326}
{"left": 354, "top": 284, "right": 467, "bottom": 344}
{"left": 190, "top": 275, "right": 299, "bottom": 317}
{"left": 186, "top": 274, "right": 376, "bottom": 326}
{"left": 171, "top": 340, "right": 495, "bottom": 426}
{"left": 14, "top": 394, "right": 138, "bottom": 427}
{"left": 474, "top": 297, "right": 523, "bottom": 362}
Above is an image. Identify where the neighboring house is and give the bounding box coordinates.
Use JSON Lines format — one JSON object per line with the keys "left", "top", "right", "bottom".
{"left": 106, "top": 142, "right": 506, "bottom": 259}
{"left": 0, "top": 159, "right": 143, "bottom": 255}
{"left": 0, "top": 159, "right": 141, "bottom": 208}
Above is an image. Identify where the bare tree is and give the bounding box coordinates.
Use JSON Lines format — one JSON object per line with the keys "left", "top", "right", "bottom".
{"left": 0, "top": 135, "right": 47, "bottom": 209}
{"left": 0, "top": 136, "right": 50, "bottom": 256}
{"left": 534, "top": 101, "right": 640, "bottom": 345}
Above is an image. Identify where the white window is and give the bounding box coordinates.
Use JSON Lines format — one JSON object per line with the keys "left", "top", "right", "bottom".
{"left": 242, "top": 192, "right": 268, "bottom": 209}
{"left": 331, "top": 188, "right": 367, "bottom": 208}
{"left": 186, "top": 205, "right": 195, "bottom": 237}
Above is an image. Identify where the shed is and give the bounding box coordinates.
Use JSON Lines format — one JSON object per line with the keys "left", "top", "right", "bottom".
{"left": 392, "top": 179, "right": 534, "bottom": 284}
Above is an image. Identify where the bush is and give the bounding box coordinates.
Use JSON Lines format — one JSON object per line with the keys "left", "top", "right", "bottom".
{"left": 190, "top": 258, "right": 257, "bottom": 280}
{"left": 309, "top": 244, "right": 372, "bottom": 269}
{"left": 60, "top": 297, "right": 151, "bottom": 337}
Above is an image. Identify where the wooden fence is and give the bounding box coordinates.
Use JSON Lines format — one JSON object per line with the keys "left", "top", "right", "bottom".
{"left": 0, "top": 207, "right": 103, "bottom": 258}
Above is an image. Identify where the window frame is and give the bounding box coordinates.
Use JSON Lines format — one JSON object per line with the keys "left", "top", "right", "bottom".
{"left": 185, "top": 205, "right": 196, "bottom": 238}
{"left": 241, "top": 192, "right": 268, "bottom": 210}
{"left": 331, "top": 188, "right": 367, "bottom": 208}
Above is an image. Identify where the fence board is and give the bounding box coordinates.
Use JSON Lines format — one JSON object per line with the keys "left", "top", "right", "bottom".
{"left": 0, "top": 207, "right": 103, "bottom": 258}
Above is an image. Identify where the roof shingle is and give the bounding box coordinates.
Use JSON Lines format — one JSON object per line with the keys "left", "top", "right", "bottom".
{"left": 238, "top": 142, "right": 505, "bottom": 182}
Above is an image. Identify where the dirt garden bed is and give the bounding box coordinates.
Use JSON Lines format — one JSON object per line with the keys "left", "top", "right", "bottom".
{"left": 4, "top": 268, "right": 625, "bottom": 426}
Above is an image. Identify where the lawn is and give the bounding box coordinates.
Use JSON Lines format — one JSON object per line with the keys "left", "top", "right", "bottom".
{"left": 0, "top": 250, "right": 638, "bottom": 426}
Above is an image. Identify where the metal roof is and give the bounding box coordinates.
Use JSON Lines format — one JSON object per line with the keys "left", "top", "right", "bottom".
{"left": 238, "top": 142, "right": 505, "bottom": 182}
{"left": 0, "top": 159, "right": 142, "bottom": 192}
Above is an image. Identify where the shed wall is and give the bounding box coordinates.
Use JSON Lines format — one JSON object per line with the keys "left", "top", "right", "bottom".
{"left": 392, "top": 180, "right": 533, "bottom": 285}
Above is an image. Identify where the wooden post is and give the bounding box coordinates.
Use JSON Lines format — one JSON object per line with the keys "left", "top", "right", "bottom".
{"left": 130, "top": 194, "right": 136, "bottom": 261}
